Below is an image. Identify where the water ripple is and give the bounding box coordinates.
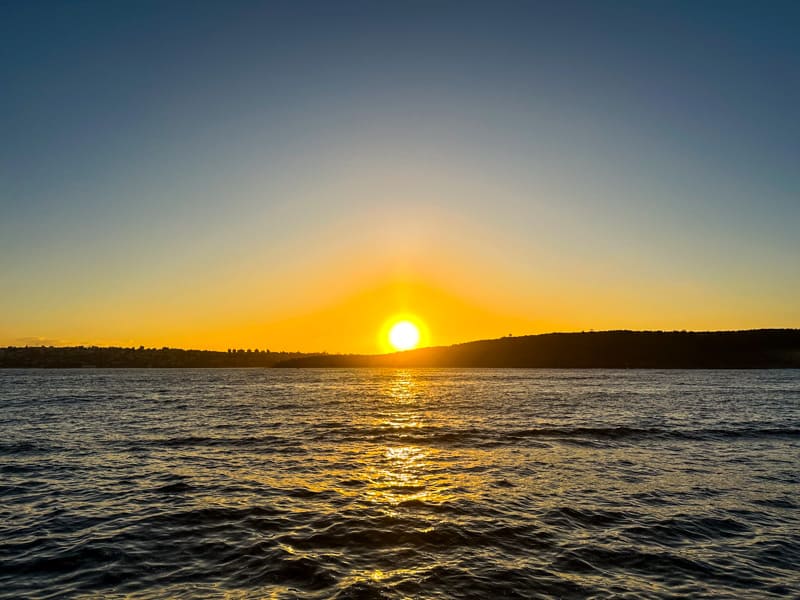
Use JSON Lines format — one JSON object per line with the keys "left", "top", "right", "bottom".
{"left": 1, "top": 368, "right": 799, "bottom": 598}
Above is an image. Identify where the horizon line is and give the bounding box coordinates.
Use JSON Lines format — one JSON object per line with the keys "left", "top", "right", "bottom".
{"left": 5, "top": 327, "right": 799, "bottom": 355}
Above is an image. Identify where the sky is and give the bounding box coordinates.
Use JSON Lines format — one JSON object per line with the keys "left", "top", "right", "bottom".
{"left": 2, "top": 1, "right": 799, "bottom": 353}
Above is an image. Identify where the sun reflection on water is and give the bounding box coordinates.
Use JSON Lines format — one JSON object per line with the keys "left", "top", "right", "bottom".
{"left": 364, "top": 444, "right": 434, "bottom": 505}
{"left": 356, "top": 370, "right": 463, "bottom": 511}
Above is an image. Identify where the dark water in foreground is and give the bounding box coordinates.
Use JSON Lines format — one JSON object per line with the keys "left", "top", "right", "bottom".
{"left": 1, "top": 369, "right": 799, "bottom": 599}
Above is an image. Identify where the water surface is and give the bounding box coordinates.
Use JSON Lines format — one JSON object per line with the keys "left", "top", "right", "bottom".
{"left": 1, "top": 369, "right": 798, "bottom": 598}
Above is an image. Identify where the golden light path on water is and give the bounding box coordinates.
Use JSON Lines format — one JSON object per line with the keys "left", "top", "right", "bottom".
{"left": 333, "top": 370, "right": 471, "bottom": 513}
{"left": 341, "top": 370, "right": 456, "bottom": 588}
{"left": 363, "top": 372, "right": 439, "bottom": 506}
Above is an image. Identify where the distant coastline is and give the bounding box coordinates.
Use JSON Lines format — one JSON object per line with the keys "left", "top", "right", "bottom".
{"left": 2, "top": 330, "right": 799, "bottom": 369}
{"left": 0, "top": 347, "right": 309, "bottom": 369}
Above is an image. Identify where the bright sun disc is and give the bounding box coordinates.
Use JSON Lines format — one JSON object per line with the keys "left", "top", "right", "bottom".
{"left": 388, "top": 321, "right": 420, "bottom": 351}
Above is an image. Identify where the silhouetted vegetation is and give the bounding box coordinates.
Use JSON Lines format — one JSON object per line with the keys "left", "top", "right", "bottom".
{"left": 0, "top": 346, "right": 312, "bottom": 368}
{"left": 276, "top": 330, "right": 800, "bottom": 368}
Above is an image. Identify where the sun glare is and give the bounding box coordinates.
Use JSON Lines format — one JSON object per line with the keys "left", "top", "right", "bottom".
{"left": 388, "top": 320, "right": 420, "bottom": 351}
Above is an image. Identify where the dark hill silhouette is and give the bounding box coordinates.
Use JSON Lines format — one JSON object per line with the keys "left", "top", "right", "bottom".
{"left": 275, "top": 330, "right": 800, "bottom": 369}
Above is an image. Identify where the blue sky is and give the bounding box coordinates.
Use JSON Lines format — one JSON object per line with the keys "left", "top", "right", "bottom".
{"left": 2, "top": 1, "right": 799, "bottom": 350}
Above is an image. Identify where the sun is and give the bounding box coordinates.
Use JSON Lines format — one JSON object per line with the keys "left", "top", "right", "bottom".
{"left": 379, "top": 314, "right": 429, "bottom": 353}
{"left": 388, "top": 320, "right": 420, "bottom": 351}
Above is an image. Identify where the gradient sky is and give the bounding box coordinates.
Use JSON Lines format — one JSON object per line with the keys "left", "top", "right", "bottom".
{"left": 2, "top": 1, "right": 799, "bottom": 352}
